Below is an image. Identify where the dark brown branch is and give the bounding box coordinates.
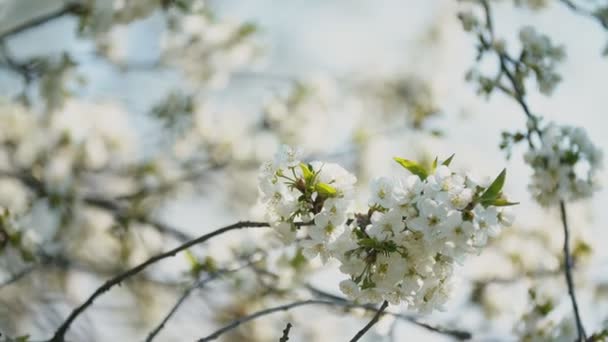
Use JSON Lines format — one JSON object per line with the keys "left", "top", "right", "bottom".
{"left": 47, "top": 220, "right": 270, "bottom": 342}
{"left": 279, "top": 322, "right": 293, "bottom": 342}
{"left": 349, "top": 300, "right": 389, "bottom": 342}
{"left": 145, "top": 254, "right": 266, "bottom": 341}
{"left": 560, "top": 200, "right": 587, "bottom": 341}
{"left": 306, "top": 285, "right": 472, "bottom": 340}
{"left": 198, "top": 294, "right": 471, "bottom": 342}
{"left": 197, "top": 299, "right": 334, "bottom": 342}
{"left": 471, "top": 2, "right": 588, "bottom": 340}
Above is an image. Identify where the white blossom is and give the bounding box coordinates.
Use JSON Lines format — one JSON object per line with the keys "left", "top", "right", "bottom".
{"left": 257, "top": 149, "right": 514, "bottom": 313}
{"left": 525, "top": 123, "right": 602, "bottom": 206}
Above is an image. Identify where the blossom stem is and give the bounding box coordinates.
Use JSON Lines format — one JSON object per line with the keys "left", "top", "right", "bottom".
{"left": 559, "top": 200, "right": 587, "bottom": 341}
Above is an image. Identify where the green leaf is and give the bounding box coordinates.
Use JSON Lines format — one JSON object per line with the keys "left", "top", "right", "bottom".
{"left": 442, "top": 154, "right": 455, "bottom": 166}
{"left": 393, "top": 157, "right": 429, "bottom": 180}
{"left": 315, "top": 182, "right": 337, "bottom": 197}
{"left": 478, "top": 169, "right": 506, "bottom": 205}
{"left": 299, "top": 163, "right": 314, "bottom": 183}
{"left": 358, "top": 238, "right": 377, "bottom": 248}
{"left": 431, "top": 157, "right": 438, "bottom": 173}
{"left": 487, "top": 198, "right": 519, "bottom": 207}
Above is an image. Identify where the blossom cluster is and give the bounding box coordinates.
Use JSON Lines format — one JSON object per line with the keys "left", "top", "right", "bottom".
{"left": 513, "top": 289, "right": 577, "bottom": 342}
{"left": 518, "top": 26, "right": 565, "bottom": 95}
{"left": 0, "top": 100, "right": 135, "bottom": 260}
{"left": 258, "top": 146, "right": 515, "bottom": 313}
{"left": 162, "top": 7, "right": 261, "bottom": 87}
{"left": 258, "top": 146, "right": 356, "bottom": 261}
{"left": 524, "top": 123, "right": 603, "bottom": 206}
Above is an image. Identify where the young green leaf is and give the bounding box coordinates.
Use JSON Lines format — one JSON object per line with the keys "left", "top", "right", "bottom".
{"left": 442, "top": 153, "right": 455, "bottom": 166}
{"left": 393, "top": 157, "right": 429, "bottom": 179}
{"left": 431, "top": 157, "right": 438, "bottom": 173}
{"left": 478, "top": 169, "right": 506, "bottom": 205}
{"left": 299, "top": 163, "right": 314, "bottom": 183}
{"left": 315, "top": 182, "right": 338, "bottom": 197}
{"left": 487, "top": 198, "right": 519, "bottom": 207}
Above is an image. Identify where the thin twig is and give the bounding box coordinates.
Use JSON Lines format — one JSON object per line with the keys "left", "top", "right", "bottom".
{"left": 0, "top": 170, "right": 193, "bottom": 242}
{"left": 306, "top": 285, "right": 472, "bottom": 340}
{"left": 279, "top": 322, "right": 292, "bottom": 342}
{"left": 0, "top": 265, "right": 36, "bottom": 288}
{"left": 559, "top": 200, "right": 587, "bottom": 341}
{"left": 198, "top": 299, "right": 333, "bottom": 342}
{"left": 557, "top": 0, "right": 607, "bottom": 29}
{"left": 145, "top": 254, "right": 266, "bottom": 341}
{"left": 0, "top": 3, "right": 85, "bottom": 40}
{"left": 473, "top": 2, "right": 588, "bottom": 340}
{"left": 47, "top": 221, "right": 270, "bottom": 342}
{"left": 349, "top": 300, "right": 389, "bottom": 342}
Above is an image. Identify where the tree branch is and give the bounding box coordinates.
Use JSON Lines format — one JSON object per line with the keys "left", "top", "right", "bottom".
{"left": 0, "top": 264, "right": 36, "bottom": 288}
{"left": 349, "top": 300, "right": 389, "bottom": 342}
{"left": 0, "top": 3, "right": 85, "bottom": 41}
{"left": 47, "top": 220, "right": 270, "bottom": 342}
{"left": 471, "top": 2, "right": 588, "bottom": 340}
{"left": 559, "top": 200, "right": 587, "bottom": 341}
{"left": 197, "top": 299, "right": 336, "bottom": 342}
{"left": 0, "top": 170, "right": 194, "bottom": 242}
{"left": 145, "top": 253, "right": 266, "bottom": 341}
{"left": 306, "top": 285, "right": 472, "bottom": 340}
{"left": 279, "top": 322, "right": 293, "bottom": 342}
{"left": 557, "top": 0, "right": 607, "bottom": 29}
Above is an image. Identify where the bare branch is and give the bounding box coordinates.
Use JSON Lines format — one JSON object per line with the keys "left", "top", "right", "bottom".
{"left": 47, "top": 220, "right": 271, "bottom": 342}
{"left": 306, "top": 285, "right": 472, "bottom": 340}
{"left": 197, "top": 300, "right": 335, "bottom": 342}
{"left": 0, "top": 264, "right": 36, "bottom": 288}
{"left": 279, "top": 322, "right": 292, "bottom": 342}
{"left": 349, "top": 300, "right": 389, "bottom": 342}
{"left": 0, "top": 170, "right": 194, "bottom": 242}
{"left": 558, "top": 0, "right": 607, "bottom": 29}
{"left": 145, "top": 253, "right": 266, "bottom": 342}
{"left": 469, "top": 2, "right": 588, "bottom": 340}
{"left": 560, "top": 200, "right": 587, "bottom": 341}
{"left": 0, "top": 3, "right": 85, "bottom": 41}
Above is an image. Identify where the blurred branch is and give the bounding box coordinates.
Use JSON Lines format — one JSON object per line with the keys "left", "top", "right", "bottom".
{"left": 472, "top": 268, "right": 562, "bottom": 285}
{"left": 0, "top": 264, "right": 36, "bottom": 288}
{"left": 0, "top": 170, "right": 193, "bottom": 242}
{"left": 349, "top": 300, "right": 389, "bottom": 342}
{"left": 47, "top": 220, "right": 271, "bottom": 342}
{"left": 558, "top": 0, "right": 608, "bottom": 29}
{"left": 0, "top": 3, "right": 85, "bottom": 41}
{"left": 473, "top": 1, "right": 588, "bottom": 340}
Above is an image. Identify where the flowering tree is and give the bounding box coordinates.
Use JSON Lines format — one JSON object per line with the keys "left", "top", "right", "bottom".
{"left": 0, "top": 0, "right": 607, "bottom": 341}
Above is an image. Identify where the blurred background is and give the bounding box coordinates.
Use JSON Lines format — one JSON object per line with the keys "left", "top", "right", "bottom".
{"left": 0, "top": 0, "right": 607, "bottom": 340}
